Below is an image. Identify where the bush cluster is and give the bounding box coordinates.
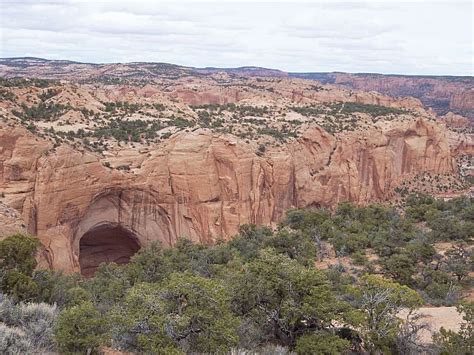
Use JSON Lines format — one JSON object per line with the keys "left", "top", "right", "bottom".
{"left": 284, "top": 196, "right": 473, "bottom": 305}
{"left": 0, "top": 194, "right": 471, "bottom": 354}
{"left": 0, "top": 77, "right": 56, "bottom": 88}
{"left": 0, "top": 295, "right": 58, "bottom": 354}
{"left": 12, "top": 102, "right": 70, "bottom": 122}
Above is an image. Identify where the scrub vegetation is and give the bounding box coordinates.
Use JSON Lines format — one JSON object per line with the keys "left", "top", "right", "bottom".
{"left": 0, "top": 194, "right": 472, "bottom": 354}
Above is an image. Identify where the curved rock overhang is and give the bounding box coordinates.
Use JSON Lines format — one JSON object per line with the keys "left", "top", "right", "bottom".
{"left": 79, "top": 222, "right": 140, "bottom": 277}
{"left": 71, "top": 188, "right": 174, "bottom": 276}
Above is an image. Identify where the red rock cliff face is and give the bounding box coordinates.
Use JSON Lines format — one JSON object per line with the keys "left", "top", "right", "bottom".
{"left": 326, "top": 73, "right": 474, "bottom": 119}
{"left": 0, "top": 119, "right": 455, "bottom": 273}
{"left": 450, "top": 89, "right": 474, "bottom": 112}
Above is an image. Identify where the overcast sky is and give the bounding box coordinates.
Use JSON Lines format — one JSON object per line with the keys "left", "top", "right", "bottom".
{"left": 0, "top": 0, "right": 472, "bottom": 75}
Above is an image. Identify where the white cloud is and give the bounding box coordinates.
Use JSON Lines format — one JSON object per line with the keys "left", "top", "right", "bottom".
{"left": 0, "top": 0, "right": 472, "bottom": 75}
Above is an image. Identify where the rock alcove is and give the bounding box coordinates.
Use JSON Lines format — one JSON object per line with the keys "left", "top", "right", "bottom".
{"left": 79, "top": 223, "right": 141, "bottom": 277}
{"left": 72, "top": 188, "right": 173, "bottom": 277}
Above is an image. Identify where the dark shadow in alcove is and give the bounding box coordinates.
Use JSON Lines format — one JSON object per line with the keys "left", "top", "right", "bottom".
{"left": 79, "top": 223, "right": 141, "bottom": 278}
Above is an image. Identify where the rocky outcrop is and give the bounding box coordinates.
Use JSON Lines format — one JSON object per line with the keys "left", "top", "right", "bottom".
{"left": 169, "top": 88, "right": 241, "bottom": 105}
{"left": 0, "top": 202, "right": 26, "bottom": 237}
{"left": 437, "top": 113, "right": 473, "bottom": 156}
{"left": 294, "top": 72, "right": 474, "bottom": 119}
{"left": 446, "top": 132, "right": 474, "bottom": 157}
{"left": 0, "top": 127, "right": 50, "bottom": 214}
{"left": 450, "top": 89, "right": 474, "bottom": 113}
{"left": 439, "top": 112, "right": 470, "bottom": 129}
{"left": 0, "top": 118, "right": 455, "bottom": 273}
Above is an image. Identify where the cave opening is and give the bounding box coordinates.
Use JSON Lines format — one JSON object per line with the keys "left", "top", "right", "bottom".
{"left": 79, "top": 224, "right": 141, "bottom": 278}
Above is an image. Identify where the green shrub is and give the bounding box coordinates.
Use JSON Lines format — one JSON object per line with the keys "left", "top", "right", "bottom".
{"left": 0, "top": 234, "right": 40, "bottom": 275}
{"left": 0, "top": 234, "right": 41, "bottom": 301}
{"left": 110, "top": 273, "right": 239, "bottom": 353}
{"left": 33, "top": 269, "right": 83, "bottom": 307}
{"left": 14, "top": 102, "right": 69, "bottom": 122}
{"left": 352, "top": 275, "right": 423, "bottom": 353}
{"left": 232, "top": 249, "right": 351, "bottom": 347}
{"left": 2, "top": 270, "right": 39, "bottom": 301}
{"left": 54, "top": 301, "right": 107, "bottom": 353}
{"left": 295, "top": 332, "right": 350, "bottom": 355}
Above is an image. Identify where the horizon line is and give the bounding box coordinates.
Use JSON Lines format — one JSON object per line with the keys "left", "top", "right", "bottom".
{"left": 1, "top": 56, "right": 473, "bottom": 78}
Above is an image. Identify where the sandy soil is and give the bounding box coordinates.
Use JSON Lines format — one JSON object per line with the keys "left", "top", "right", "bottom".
{"left": 399, "top": 306, "right": 464, "bottom": 344}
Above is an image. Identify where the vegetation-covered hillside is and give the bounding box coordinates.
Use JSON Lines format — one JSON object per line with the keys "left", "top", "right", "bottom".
{"left": 0, "top": 194, "right": 472, "bottom": 354}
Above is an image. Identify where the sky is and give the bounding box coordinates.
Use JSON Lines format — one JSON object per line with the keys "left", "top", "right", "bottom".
{"left": 0, "top": 0, "right": 472, "bottom": 75}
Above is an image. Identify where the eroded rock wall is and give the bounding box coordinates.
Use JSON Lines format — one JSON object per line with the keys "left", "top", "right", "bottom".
{"left": 450, "top": 89, "right": 474, "bottom": 113}
{"left": 0, "top": 118, "right": 456, "bottom": 272}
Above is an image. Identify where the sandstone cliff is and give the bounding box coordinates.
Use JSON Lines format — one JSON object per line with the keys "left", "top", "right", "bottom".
{"left": 291, "top": 72, "right": 474, "bottom": 120}
{"left": 450, "top": 89, "right": 474, "bottom": 113}
{"left": 0, "top": 63, "right": 469, "bottom": 275}
{"left": 0, "top": 202, "right": 26, "bottom": 237}
{"left": 0, "top": 118, "right": 455, "bottom": 273}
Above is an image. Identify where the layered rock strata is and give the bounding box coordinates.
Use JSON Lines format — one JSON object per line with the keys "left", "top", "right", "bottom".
{"left": 0, "top": 118, "right": 455, "bottom": 273}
